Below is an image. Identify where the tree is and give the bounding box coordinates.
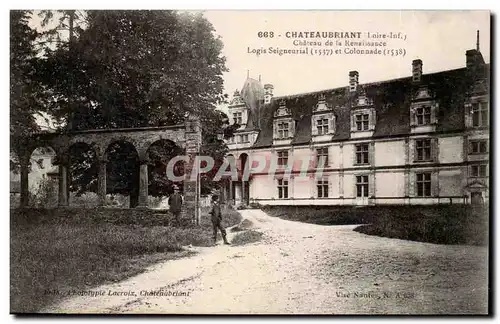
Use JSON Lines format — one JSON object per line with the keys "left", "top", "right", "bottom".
{"left": 10, "top": 10, "right": 47, "bottom": 172}
{"left": 36, "top": 10, "right": 231, "bottom": 201}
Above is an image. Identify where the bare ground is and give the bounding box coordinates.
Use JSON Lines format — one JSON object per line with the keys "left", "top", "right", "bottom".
{"left": 42, "top": 209, "right": 488, "bottom": 315}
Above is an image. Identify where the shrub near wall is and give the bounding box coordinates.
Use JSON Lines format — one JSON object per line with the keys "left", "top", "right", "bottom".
{"left": 11, "top": 208, "right": 173, "bottom": 227}
{"left": 354, "top": 205, "right": 489, "bottom": 246}
{"left": 261, "top": 205, "right": 377, "bottom": 225}
{"left": 11, "top": 207, "right": 242, "bottom": 228}
{"left": 262, "top": 205, "right": 488, "bottom": 246}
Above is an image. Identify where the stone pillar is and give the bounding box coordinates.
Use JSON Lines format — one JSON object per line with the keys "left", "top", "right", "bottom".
{"left": 97, "top": 159, "right": 107, "bottom": 207}
{"left": 241, "top": 180, "right": 246, "bottom": 206}
{"left": 19, "top": 155, "right": 30, "bottom": 208}
{"left": 137, "top": 161, "right": 149, "bottom": 208}
{"left": 184, "top": 114, "right": 202, "bottom": 225}
{"left": 58, "top": 164, "right": 69, "bottom": 207}
{"left": 229, "top": 180, "right": 233, "bottom": 205}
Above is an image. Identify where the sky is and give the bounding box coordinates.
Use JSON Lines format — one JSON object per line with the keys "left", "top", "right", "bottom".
{"left": 201, "top": 10, "right": 490, "bottom": 102}
{"left": 28, "top": 10, "right": 490, "bottom": 119}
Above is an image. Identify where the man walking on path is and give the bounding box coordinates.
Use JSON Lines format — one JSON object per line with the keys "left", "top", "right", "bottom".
{"left": 209, "top": 195, "right": 230, "bottom": 245}
{"left": 169, "top": 185, "right": 183, "bottom": 226}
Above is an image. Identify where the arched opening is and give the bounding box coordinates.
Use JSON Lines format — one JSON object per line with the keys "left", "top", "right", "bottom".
{"left": 146, "top": 139, "right": 183, "bottom": 209}
{"left": 26, "top": 146, "right": 58, "bottom": 207}
{"left": 105, "top": 140, "right": 140, "bottom": 208}
{"left": 67, "top": 142, "right": 98, "bottom": 207}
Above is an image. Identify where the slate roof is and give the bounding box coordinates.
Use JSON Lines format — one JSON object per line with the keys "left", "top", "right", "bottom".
{"left": 251, "top": 62, "right": 489, "bottom": 149}
{"left": 240, "top": 77, "right": 265, "bottom": 131}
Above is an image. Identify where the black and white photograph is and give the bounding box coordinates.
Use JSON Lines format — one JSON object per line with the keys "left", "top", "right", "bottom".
{"left": 9, "top": 9, "right": 490, "bottom": 315}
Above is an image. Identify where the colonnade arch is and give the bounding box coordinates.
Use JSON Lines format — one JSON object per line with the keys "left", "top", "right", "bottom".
{"left": 13, "top": 119, "right": 201, "bottom": 221}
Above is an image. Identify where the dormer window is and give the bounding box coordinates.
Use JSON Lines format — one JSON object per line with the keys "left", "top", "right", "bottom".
{"left": 350, "top": 91, "right": 376, "bottom": 135}
{"left": 351, "top": 109, "right": 375, "bottom": 133}
{"left": 410, "top": 87, "right": 437, "bottom": 130}
{"left": 277, "top": 121, "right": 289, "bottom": 139}
{"left": 316, "top": 118, "right": 329, "bottom": 135}
{"left": 472, "top": 102, "right": 488, "bottom": 127}
{"left": 233, "top": 112, "right": 242, "bottom": 125}
{"left": 355, "top": 114, "right": 369, "bottom": 131}
{"left": 311, "top": 94, "right": 336, "bottom": 138}
{"left": 416, "top": 106, "right": 431, "bottom": 125}
{"left": 273, "top": 100, "right": 295, "bottom": 142}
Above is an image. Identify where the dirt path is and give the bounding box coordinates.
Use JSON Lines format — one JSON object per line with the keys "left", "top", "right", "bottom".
{"left": 43, "top": 209, "right": 488, "bottom": 315}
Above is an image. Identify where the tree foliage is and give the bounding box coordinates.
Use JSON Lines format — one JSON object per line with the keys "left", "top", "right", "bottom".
{"left": 30, "top": 10, "right": 232, "bottom": 197}
{"left": 10, "top": 10, "right": 47, "bottom": 170}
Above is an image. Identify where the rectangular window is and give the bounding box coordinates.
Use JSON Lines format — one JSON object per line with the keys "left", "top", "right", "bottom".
{"left": 277, "top": 122, "right": 289, "bottom": 139}
{"left": 356, "top": 175, "right": 369, "bottom": 197}
{"left": 316, "top": 147, "right": 329, "bottom": 167}
{"left": 316, "top": 118, "right": 329, "bottom": 135}
{"left": 415, "top": 139, "right": 432, "bottom": 161}
{"left": 471, "top": 164, "right": 488, "bottom": 178}
{"left": 277, "top": 150, "right": 289, "bottom": 167}
{"left": 317, "top": 179, "right": 329, "bottom": 198}
{"left": 416, "top": 172, "right": 432, "bottom": 197}
{"left": 472, "top": 102, "right": 489, "bottom": 127}
{"left": 355, "top": 114, "right": 370, "bottom": 131}
{"left": 355, "top": 143, "right": 369, "bottom": 164}
{"left": 233, "top": 112, "right": 242, "bottom": 125}
{"left": 277, "top": 179, "right": 289, "bottom": 199}
{"left": 469, "top": 140, "right": 488, "bottom": 154}
{"left": 416, "top": 107, "right": 432, "bottom": 125}
{"left": 241, "top": 134, "right": 249, "bottom": 143}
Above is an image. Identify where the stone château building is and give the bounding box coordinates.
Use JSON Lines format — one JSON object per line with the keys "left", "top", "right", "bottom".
{"left": 222, "top": 39, "right": 489, "bottom": 207}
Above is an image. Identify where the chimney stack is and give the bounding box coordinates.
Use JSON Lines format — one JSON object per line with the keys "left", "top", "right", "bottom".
{"left": 264, "top": 84, "right": 274, "bottom": 104}
{"left": 466, "top": 30, "right": 485, "bottom": 70}
{"left": 412, "top": 59, "right": 423, "bottom": 83}
{"left": 476, "top": 30, "right": 480, "bottom": 52}
{"left": 349, "top": 71, "right": 359, "bottom": 93}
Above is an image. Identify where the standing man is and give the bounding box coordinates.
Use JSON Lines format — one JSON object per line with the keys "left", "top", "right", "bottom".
{"left": 209, "top": 195, "right": 230, "bottom": 245}
{"left": 169, "top": 185, "right": 183, "bottom": 226}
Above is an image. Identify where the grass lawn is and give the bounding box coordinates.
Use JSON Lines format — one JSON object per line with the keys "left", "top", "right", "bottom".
{"left": 10, "top": 208, "right": 241, "bottom": 313}
{"left": 262, "top": 205, "right": 489, "bottom": 246}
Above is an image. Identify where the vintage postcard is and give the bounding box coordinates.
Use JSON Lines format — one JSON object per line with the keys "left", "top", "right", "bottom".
{"left": 10, "top": 10, "right": 490, "bottom": 315}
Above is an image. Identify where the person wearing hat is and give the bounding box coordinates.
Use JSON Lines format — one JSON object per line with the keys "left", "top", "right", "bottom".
{"left": 209, "top": 194, "right": 229, "bottom": 245}
{"left": 168, "top": 185, "right": 183, "bottom": 225}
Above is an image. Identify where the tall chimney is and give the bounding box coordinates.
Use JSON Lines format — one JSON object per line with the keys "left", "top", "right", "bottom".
{"left": 476, "top": 30, "right": 480, "bottom": 52}
{"left": 349, "top": 71, "right": 359, "bottom": 93}
{"left": 412, "top": 59, "right": 423, "bottom": 83}
{"left": 264, "top": 84, "right": 274, "bottom": 104}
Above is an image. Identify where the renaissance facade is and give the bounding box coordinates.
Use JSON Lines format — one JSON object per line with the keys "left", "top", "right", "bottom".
{"left": 222, "top": 41, "right": 489, "bottom": 207}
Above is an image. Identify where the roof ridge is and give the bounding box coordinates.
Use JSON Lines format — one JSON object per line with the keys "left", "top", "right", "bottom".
{"left": 272, "top": 66, "right": 472, "bottom": 100}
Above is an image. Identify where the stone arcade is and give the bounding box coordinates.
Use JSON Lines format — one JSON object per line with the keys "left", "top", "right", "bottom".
{"left": 12, "top": 115, "right": 202, "bottom": 224}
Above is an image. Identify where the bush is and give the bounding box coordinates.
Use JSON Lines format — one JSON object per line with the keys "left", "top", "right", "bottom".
{"left": 248, "top": 201, "right": 263, "bottom": 209}
{"left": 29, "top": 178, "right": 58, "bottom": 208}
{"left": 262, "top": 205, "right": 488, "bottom": 246}
{"left": 262, "top": 205, "right": 376, "bottom": 225}
{"left": 353, "top": 205, "right": 488, "bottom": 246}
{"left": 230, "top": 230, "right": 263, "bottom": 246}
{"left": 230, "top": 218, "right": 254, "bottom": 232}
